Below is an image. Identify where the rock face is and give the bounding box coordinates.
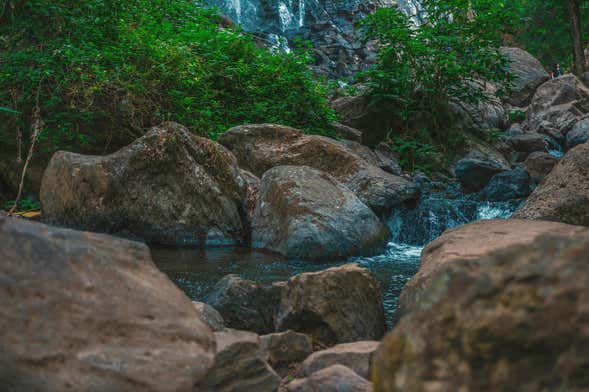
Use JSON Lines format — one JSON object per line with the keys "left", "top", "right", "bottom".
{"left": 526, "top": 74, "right": 589, "bottom": 134}
{"left": 454, "top": 149, "right": 510, "bottom": 192}
{"left": 500, "top": 47, "right": 550, "bottom": 107}
{"left": 276, "top": 264, "right": 386, "bottom": 345}
{"left": 198, "top": 329, "right": 281, "bottom": 392}
{"left": 41, "top": 122, "right": 248, "bottom": 246}
{"left": 218, "top": 124, "right": 417, "bottom": 215}
{"left": 566, "top": 116, "right": 589, "bottom": 149}
{"left": 514, "top": 142, "right": 589, "bottom": 226}
{"left": 205, "top": 275, "right": 279, "bottom": 334}
{"left": 523, "top": 151, "right": 559, "bottom": 183}
{"left": 481, "top": 167, "right": 533, "bottom": 201}
{"left": 303, "top": 341, "right": 380, "bottom": 379}
{"left": 252, "top": 166, "right": 389, "bottom": 260}
{"left": 260, "top": 331, "right": 314, "bottom": 368}
{"left": 399, "top": 219, "right": 588, "bottom": 315}
{"left": 373, "top": 232, "right": 589, "bottom": 392}
{"left": 0, "top": 216, "right": 215, "bottom": 391}
{"left": 287, "top": 365, "right": 373, "bottom": 392}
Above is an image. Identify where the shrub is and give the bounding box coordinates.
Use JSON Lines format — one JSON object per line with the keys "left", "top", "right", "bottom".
{"left": 0, "top": 0, "right": 336, "bottom": 155}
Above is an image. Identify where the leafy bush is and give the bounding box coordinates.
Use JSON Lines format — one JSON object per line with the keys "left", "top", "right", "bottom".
{"left": 0, "top": 0, "right": 336, "bottom": 155}
{"left": 361, "top": 0, "right": 514, "bottom": 138}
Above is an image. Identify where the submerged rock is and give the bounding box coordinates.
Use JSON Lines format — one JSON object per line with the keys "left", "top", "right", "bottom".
{"left": 276, "top": 264, "right": 386, "bottom": 346}
{"left": 500, "top": 47, "right": 550, "bottom": 107}
{"left": 0, "top": 216, "right": 215, "bottom": 391}
{"left": 252, "top": 165, "right": 389, "bottom": 260}
{"left": 41, "top": 122, "right": 249, "bottom": 246}
{"left": 205, "top": 274, "right": 280, "bottom": 334}
{"left": 197, "top": 329, "right": 281, "bottom": 392}
{"left": 373, "top": 232, "right": 589, "bottom": 392}
{"left": 302, "top": 341, "right": 380, "bottom": 380}
{"left": 399, "top": 219, "right": 588, "bottom": 315}
{"left": 515, "top": 141, "right": 589, "bottom": 226}
{"left": 218, "top": 124, "right": 417, "bottom": 215}
{"left": 287, "top": 365, "right": 372, "bottom": 392}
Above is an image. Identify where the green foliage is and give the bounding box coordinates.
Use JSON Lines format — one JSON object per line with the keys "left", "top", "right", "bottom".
{"left": 1, "top": 196, "right": 41, "bottom": 212}
{"left": 506, "top": 0, "right": 589, "bottom": 68}
{"left": 508, "top": 108, "right": 526, "bottom": 124}
{"left": 362, "top": 0, "right": 514, "bottom": 130}
{"left": 390, "top": 132, "right": 439, "bottom": 174}
{"left": 0, "top": 0, "right": 336, "bottom": 154}
{"left": 487, "top": 128, "right": 505, "bottom": 142}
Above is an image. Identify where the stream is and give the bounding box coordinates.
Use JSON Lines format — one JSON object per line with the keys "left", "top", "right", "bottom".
{"left": 152, "top": 186, "right": 522, "bottom": 327}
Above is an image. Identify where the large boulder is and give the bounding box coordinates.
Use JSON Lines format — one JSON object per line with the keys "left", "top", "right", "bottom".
{"left": 193, "top": 301, "right": 226, "bottom": 332}
{"left": 276, "top": 264, "right": 386, "bottom": 346}
{"left": 481, "top": 167, "right": 533, "bottom": 201}
{"left": 41, "top": 122, "right": 248, "bottom": 246}
{"left": 505, "top": 132, "right": 549, "bottom": 155}
{"left": 566, "top": 116, "right": 589, "bottom": 149}
{"left": 500, "top": 47, "right": 550, "bottom": 107}
{"left": 454, "top": 149, "right": 511, "bottom": 192}
{"left": 287, "top": 365, "right": 372, "bottom": 392}
{"left": 205, "top": 275, "right": 280, "bottom": 334}
{"left": 526, "top": 74, "right": 589, "bottom": 134}
{"left": 218, "top": 124, "right": 418, "bottom": 215}
{"left": 0, "top": 216, "right": 215, "bottom": 391}
{"left": 399, "top": 219, "right": 588, "bottom": 315}
{"left": 515, "top": 141, "right": 589, "bottom": 226}
{"left": 373, "top": 232, "right": 589, "bottom": 392}
{"left": 302, "top": 341, "right": 380, "bottom": 380}
{"left": 252, "top": 166, "right": 389, "bottom": 260}
{"left": 197, "top": 329, "right": 280, "bottom": 392}
{"left": 260, "top": 330, "right": 314, "bottom": 368}
{"left": 339, "top": 139, "right": 402, "bottom": 176}
{"left": 450, "top": 86, "right": 506, "bottom": 135}
{"left": 523, "top": 151, "right": 559, "bottom": 183}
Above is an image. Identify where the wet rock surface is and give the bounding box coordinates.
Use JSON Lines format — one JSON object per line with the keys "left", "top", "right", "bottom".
{"left": 0, "top": 216, "right": 215, "bottom": 392}
{"left": 373, "top": 232, "right": 589, "bottom": 392}
{"left": 252, "top": 165, "right": 389, "bottom": 260}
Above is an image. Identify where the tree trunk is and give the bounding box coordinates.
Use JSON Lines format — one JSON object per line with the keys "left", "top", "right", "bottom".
{"left": 567, "top": 0, "right": 587, "bottom": 76}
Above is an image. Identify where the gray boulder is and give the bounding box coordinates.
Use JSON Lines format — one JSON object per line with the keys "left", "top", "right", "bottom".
{"left": 252, "top": 166, "right": 389, "bottom": 260}
{"left": 526, "top": 74, "right": 589, "bottom": 134}
{"left": 205, "top": 275, "right": 280, "bottom": 334}
{"left": 276, "top": 264, "right": 386, "bottom": 346}
{"left": 41, "top": 122, "right": 249, "bottom": 246}
{"left": 193, "top": 301, "right": 225, "bottom": 332}
{"left": 523, "top": 151, "right": 559, "bottom": 183}
{"left": 302, "top": 341, "right": 380, "bottom": 379}
{"left": 218, "top": 124, "right": 417, "bottom": 215}
{"left": 454, "top": 150, "right": 511, "bottom": 192}
{"left": 481, "top": 167, "right": 533, "bottom": 201}
{"left": 566, "top": 116, "right": 589, "bottom": 149}
{"left": 500, "top": 47, "right": 550, "bottom": 107}
{"left": 286, "top": 365, "right": 372, "bottom": 392}
{"left": 197, "top": 329, "right": 280, "bottom": 392}
{"left": 0, "top": 216, "right": 215, "bottom": 391}
{"left": 260, "top": 330, "right": 313, "bottom": 368}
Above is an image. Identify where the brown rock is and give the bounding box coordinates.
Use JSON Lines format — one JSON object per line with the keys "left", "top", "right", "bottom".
{"left": 198, "top": 329, "right": 280, "bottom": 392}
{"left": 523, "top": 151, "right": 559, "bottom": 183}
{"left": 260, "top": 330, "right": 313, "bottom": 367}
{"left": 303, "top": 341, "right": 380, "bottom": 379}
{"left": 276, "top": 264, "right": 386, "bottom": 346}
{"left": 252, "top": 165, "right": 389, "bottom": 260}
{"left": 399, "top": 219, "right": 588, "bottom": 315}
{"left": 373, "top": 232, "right": 589, "bottom": 392}
{"left": 0, "top": 216, "right": 215, "bottom": 391}
{"left": 287, "top": 365, "right": 372, "bottom": 392}
{"left": 193, "top": 301, "right": 225, "bottom": 332}
{"left": 515, "top": 141, "right": 589, "bottom": 226}
{"left": 41, "top": 122, "right": 249, "bottom": 246}
{"left": 500, "top": 47, "right": 550, "bottom": 107}
{"left": 218, "top": 124, "right": 417, "bottom": 215}
{"left": 332, "top": 122, "right": 362, "bottom": 143}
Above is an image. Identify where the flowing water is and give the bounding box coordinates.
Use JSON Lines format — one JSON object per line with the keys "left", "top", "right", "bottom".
{"left": 152, "top": 188, "right": 521, "bottom": 327}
